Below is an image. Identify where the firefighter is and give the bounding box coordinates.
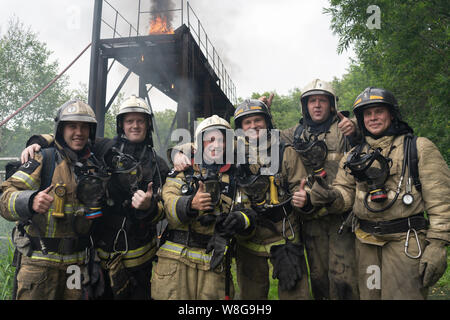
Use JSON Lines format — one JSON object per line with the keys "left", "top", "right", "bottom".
{"left": 0, "top": 100, "right": 105, "bottom": 300}
{"left": 309, "top": 87, "right": 450, "bottom": 299}
{"left": 151, "top": 115, "right": 257, "bottom": 300}
{"left": 19, "top": 95, "right": 169, "bottom": 300}
{"left": 92, "top": 95, "right": 169, "bottom": 299}
{"left": 232, "top": 99, "right": 311, "bottom": 300}
{"left": 169, "top": 102, "right": 312, "bottom": 299}
{"left": 262, "top": 79, "right": 360, "bottom": 300}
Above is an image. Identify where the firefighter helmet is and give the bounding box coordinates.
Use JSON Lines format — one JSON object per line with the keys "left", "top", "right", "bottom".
{"left": 116, "top": 95, "right": 153, "bottom": 137}
{"left": 54, "top": 100, "right": 97, "bottom": 142}
{"left": 194, "top": 115, "right": 231, "bottom": 150}
{"left": 234, "top": 99, "right": 273, "bottom": 129}
{"left": 300, "top": 79, "right": 338, "bottom": 115}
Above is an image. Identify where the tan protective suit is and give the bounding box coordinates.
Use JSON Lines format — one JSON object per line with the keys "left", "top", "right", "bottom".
{"left": 152, "top": 163, "right": 255, "bottom": 300}
{"left": 281, "top": 115, "right": 359, "bottom": 300}
{"left": 332, "top": 135, "right": 450, "bottom": 299}
{"left": 0, "top": 146, "right": 96, "bottom": 300}
{"left": 235, "top": 140, "right": 311, "bottom": 300}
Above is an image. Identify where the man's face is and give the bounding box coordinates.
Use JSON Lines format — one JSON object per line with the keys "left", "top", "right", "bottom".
{"left": 363, "top": 105, "right": 393, "bottom": 136}
{"left": 122, "top": 112, "right": 148, "bottom": 143}
{"left": 202, "top": 129, "right": 225, "bottom": 163}
{"left": 240, "top": 114, "right": 268, "bottom": 140}
{"left": 63, "top": 121, "right": 90, "bottom": 151}
{"left": 307, "top": 94, "right": 331, "bottom": 123}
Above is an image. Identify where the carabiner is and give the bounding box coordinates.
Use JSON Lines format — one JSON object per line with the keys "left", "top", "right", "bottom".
{"left": 404, "top": 218, "right": 422, "bottom": 259}
{"left": 113, "top": 217, "right": 129, "bottom": 255}
{"left": 282, "top": 207, "right": 295, "bottom": 241}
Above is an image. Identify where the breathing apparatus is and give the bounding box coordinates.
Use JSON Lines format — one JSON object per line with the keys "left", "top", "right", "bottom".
{"left": 293, "top": 133, "right": 328, "bottom": 178}
{"left": 349, "top": 87, "right": 418, "bottom": 213}
{"left": 74, "top": 154, "right": 111, "bottom": 219}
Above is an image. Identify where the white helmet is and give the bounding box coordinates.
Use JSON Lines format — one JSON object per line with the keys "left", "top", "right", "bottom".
{"left": 194, "top": 115, "right": 231, "bottom": 150}
{"left": 300, "top": 79, "right": 338, "bottom": 115}
{"left": 116, "top": 95, "right": 153, "bottom": 138}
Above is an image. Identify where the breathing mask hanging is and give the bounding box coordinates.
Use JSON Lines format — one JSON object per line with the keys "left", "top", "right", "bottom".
{"left": 293, "top": 134, "right": 328, "bottom": 178}
{"left": 236, "top": 164, "right": 270, "bottom": 204}
{"left": 74, "top": 157, "right": 110, "bottom": 219}
{"left": 344, "top": 147, "right": 391, "bottom": 203}
{"left": 109, "top": 147, "right": 143, "bottom": 196}
{"left": 201, "top": 169, "right": 221, "bottom": 209}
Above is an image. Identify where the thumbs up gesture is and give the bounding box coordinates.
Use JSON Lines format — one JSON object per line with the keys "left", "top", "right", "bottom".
{"left": 191, "top": 181, "right": 213, "bottom": 211}
{"left": 32, "top": 185, "right": 54, "bottom": 214}
{"left": 292, "top": 179, "right": 308, "bottom": 208}
{"left": 337, "top": 111, "right": 356, "bottom": 137}
{"left": 132, "top": 182, "right": 154, "bottom": 210}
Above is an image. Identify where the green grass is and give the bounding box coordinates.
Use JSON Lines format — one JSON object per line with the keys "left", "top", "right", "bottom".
{"left": 0, "top": 239, "right": 15, "bottom": 300}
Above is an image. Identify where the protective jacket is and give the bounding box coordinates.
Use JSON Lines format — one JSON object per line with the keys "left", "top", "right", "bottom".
{"left": 0, "top": 143, "right": 98, "bottom": 267}
{"left": 94, "top": 136, "right": 169, "bottom": 269}
{"left": 236, "top": 138, "right": 308, "bottom": 256}
{"left": 333, "top": 134, "right": 450, "bottom": 244}
{"left": 282, "top": 115, "right": 353, "bottom": 217}
{"left": 158, "top": 163, "right": 255, "bottom": 270}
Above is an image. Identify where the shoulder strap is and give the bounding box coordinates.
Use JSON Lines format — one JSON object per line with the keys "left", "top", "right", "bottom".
{"left": 409, "top": 136, "right": 422, "bottom": 192}
{"left": 293, "top": 122, "right": 304, "bottom": 143}
{"left": 39, "top": 148, "right": 56, "bottom": 191}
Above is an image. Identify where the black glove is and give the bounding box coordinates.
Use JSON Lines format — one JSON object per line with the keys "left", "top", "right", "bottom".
{"left": 220, "top": 211, "right": 252, "bottom": 237}
{"left": 270, "top": 242, "right": 304, "bottom": 291}
{"left": 206, "top": 233, "right": 229, "bottom": 271}
{"left": 310, "top": 176, "right": 341, "bottom": 207}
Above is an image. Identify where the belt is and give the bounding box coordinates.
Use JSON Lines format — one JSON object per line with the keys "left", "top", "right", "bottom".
{"left": 30, "top": 236, "right": 91, "bottom": 255}
{"left": 166, "top": 230, "right": 212, "bottom": 249}
{"left": 359, "top": 213, "right": 428, "bottom": 235}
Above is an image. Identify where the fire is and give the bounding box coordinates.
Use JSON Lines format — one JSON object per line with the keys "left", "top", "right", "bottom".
{"left": 149, "top": 15, "right": 174, "bottom": 34}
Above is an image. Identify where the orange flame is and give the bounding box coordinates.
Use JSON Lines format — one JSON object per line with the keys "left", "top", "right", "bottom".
{"left": 149, "top": 15, "right": 174, "bottom": 34}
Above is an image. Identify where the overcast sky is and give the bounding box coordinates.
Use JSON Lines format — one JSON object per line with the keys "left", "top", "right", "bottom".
{"left": 0, "top": 0, "right": 355, "bottom": 112}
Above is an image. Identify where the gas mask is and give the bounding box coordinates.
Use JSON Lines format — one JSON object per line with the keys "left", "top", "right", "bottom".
{"left": 236, "top": 164, "right": 269, "bottom": 204}
{"left": 109, "top": 147, "right": 143, "bottom": 198}
{"left": 293, "top": 134, "right": 328, "bottom": 178}
{"left": 201, "top": 169, "right": 221, "bottom": 210}
{"left": 344, "top": 147, "right": 391, "bottom": 203}
{"left": 74, "top": 159, "right": 110, "bottom": 219}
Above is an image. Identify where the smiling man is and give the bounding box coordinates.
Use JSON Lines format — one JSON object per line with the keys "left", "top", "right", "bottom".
{"left": 310, "top": 87, "right": 450, "bottom": 299}
{"left": 1, "top": 100, "right": 104, "bottom": 300}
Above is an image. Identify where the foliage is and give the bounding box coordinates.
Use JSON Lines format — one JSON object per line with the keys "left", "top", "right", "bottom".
{"left": 0, "top": 18, "right": 71, "bottom": 157}
{"left": 0, "top": 239, "right": 15, "bottom": 300}
{"left": 249, "top": 89, "right": 302, "bottom": 130}
{"left": 324, "top": 0, "right": 450, "bottom": 163}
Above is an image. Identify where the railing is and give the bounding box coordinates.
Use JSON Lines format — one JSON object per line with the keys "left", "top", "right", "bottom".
{"left": 99, "top": 0, "right": 237, "bottom": 105}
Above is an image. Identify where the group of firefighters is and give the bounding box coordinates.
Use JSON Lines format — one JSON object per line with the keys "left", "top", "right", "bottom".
{"left": 0, "top": 78, "right": 448, "bottom": 300}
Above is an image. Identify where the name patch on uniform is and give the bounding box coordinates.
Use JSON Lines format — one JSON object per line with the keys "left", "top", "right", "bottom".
{"left": 19, "top": 159, "right": 40, "bottom": 175}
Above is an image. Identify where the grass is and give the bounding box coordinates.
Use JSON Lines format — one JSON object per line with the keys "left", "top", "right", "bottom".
{"left": 0, "top": 242, "right": 448, "bottom": 300}
{"left": 0, "top": 239, "right": 15, "bottom": 300}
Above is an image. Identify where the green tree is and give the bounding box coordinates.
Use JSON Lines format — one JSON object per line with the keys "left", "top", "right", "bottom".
{"left": 324, "top": 0, "right": 450, "bottom": 163}
{"left": 0, "top": 18, "right": 71, "bottom": 157}
{"left": 250, "top": 89, "right": 302, "bottom": 130}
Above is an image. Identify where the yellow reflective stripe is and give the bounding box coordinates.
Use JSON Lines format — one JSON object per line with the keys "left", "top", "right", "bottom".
{"left": 11, "top": 171, "right": 39, "bottom": 190}
{"left": 30, "top": 250, "right": 88, "bottom": 264}
{"left": 353, "top": 98, "right": 362, "bottom": 106}
{"left": 240, "top": 211, "right": 250, "bottom": 229}
{"left": 370, "top": 95, "right": 384, "bottom": 100}
{"left": 166, "top": 177, "right": 185, "bottom": 185}
{"left": 238, "top": 234, "right": 299, "bottom": 254}
{"left": 249, "top": 106, "right": 262, "bottom": 110}
{"left": 170, "top": 196, "right": 182, "bottom": 224}
{"left": 159, "top": 241, "right": 212, "bottom": 263}
{"left": 97, "top": 241, "right": 158, "bottom": 268}
{"left": 8, "top": 191, "right": 20, "bottom": 219}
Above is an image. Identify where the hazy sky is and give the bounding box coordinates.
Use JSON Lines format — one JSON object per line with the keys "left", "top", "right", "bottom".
{"left": 0, "top": 0, "right": 355, "bottom": 112}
